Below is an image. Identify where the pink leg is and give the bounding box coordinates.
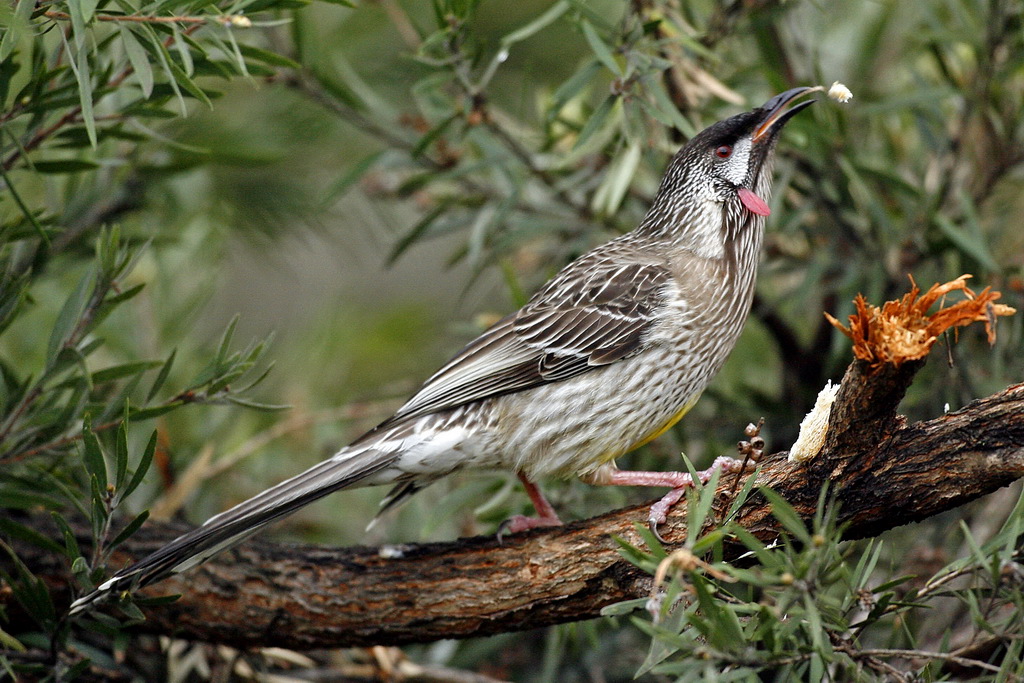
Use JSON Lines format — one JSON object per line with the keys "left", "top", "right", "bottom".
{"left": 584, "top": 456, "right": 750, "bottom": 539}
{"left": 499, "top": 473, "right": 563, "bottom": 537}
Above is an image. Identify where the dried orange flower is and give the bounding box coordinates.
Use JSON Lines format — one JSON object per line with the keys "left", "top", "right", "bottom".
{"left": 825, "top": 275, "right": 1016, "bottom": 370}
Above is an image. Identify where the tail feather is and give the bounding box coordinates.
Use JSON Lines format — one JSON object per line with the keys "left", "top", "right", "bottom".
{"left": 69, "top": 444, "right": 399, "bottom": 615}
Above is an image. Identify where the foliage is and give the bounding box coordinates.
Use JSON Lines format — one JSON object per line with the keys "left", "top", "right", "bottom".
{"left": 614, "top": 479, "right": 1024, "bottom": 681}
{"left": 0, "top": 0, "right": 1022, "bottom": 680}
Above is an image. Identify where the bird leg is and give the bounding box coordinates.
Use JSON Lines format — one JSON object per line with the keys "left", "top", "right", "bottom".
{"left": 499, "top": 473, "right": 563, "bottom": 537}
{"left": 581, "top": 457, "right": 750, "bottom": 541}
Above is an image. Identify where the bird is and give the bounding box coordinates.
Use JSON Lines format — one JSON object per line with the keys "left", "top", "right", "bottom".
{"left": 70, "top": 86, "right": 815, "bottom": 614}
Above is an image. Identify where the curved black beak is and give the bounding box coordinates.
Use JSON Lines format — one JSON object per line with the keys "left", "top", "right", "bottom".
{"left": 751, "top": 87, "right": 816, "bottom": 143}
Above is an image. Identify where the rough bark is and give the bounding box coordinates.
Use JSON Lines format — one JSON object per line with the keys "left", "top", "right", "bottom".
{"left": 6, "top": 371, "right": 1022, "bottom": 650}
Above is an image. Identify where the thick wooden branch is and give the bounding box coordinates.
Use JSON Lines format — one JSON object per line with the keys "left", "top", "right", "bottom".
{"left": 7, "top": 377, "right": 1023, "bottom": 650}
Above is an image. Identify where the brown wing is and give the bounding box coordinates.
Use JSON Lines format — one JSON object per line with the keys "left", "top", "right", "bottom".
{"left": 377, "top": 251, "right": 672, "bottom": 428}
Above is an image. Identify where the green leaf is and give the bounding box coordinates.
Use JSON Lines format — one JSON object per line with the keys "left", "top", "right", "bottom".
{"left": 47, "top": 271, "right": 94, "bottom": 365}
{"left": 109, "top": 510, "right": 150, "bottom": 550}
{"left": 68, "top": 0, "right": 88, "bottom": 53}
{"left": 223, "top": 394, "right": 290, "bottom": 411}
{"left": 91, "top": 361, "right": 163, "bottom": 384}
{"left": 0, "top": 539, "right": 57, "bottom": 626}
{"left": 127, "top": 402, "right": 182, "bottom": 421}
{"left": 760, "top": 487, "right": 811, "bottom": 543}
{"left": 0, "top": 151, "right": 50, "bottom": 244}
{"left": 0, "top": 0, "right": 33, "bottom": 62}
{"left": 322, "top": 150, "right": 384, "bottom": 204}
{"left": 387, "top": 204, "right": 449, "bottom": 264}
{"left": 121, "top": 430, "right": 157, "bottom": 500}
{"left": 51, "top": 512, "right": 82, "bottom": 560}
{"left": 119, "top": 26, "right": 154, "bottom": 98}
{"left": 0, "top": 517, "right": 66, "bottom": 556}
{"left": 572, "top": 94, "right": 618, "bottom": 152}
{"left": 114, "top": 419, "right": 129, "bottom": 491}
{"left": 581, "top": 20, "right": 621, "bottom": 76}
{"left": 60, "top": 31, "right": 98, "bottom": 147}
{"left": 0, "top": 626, "right": 26, "bottom": 653}
{"left": 933, "top": 214, "right": 1000, "bottom": 272}
{"left": 547, "top": 60, "right": 602, "bottom": 121}
{"left": 236, "top": 43, "right": 302, "bottom": 69}
{"left": 78, "top": 0, "right": 99, "bottom": 23}
{"left": 600, "top": 598, "right": 649, "bottom": 617}
{"left": 81, "top": 420, "right": 108, "bottom": 491}
{"left": 501, "top": 1, "right": 569, "bottom": 46}
{"left": 0, "top": 487, "right": 63, "bottom": 510}
{"left": 146, "top": 349, "right": 176, "bottom": 402}
{"left": 90, "top": 474, "right": 107, "bottom": 539}
{"left": 172, "top": 27, "right": 194, "bottom": 77}
{"left": 590, "top": 141, "right": 641, "bottom": 215}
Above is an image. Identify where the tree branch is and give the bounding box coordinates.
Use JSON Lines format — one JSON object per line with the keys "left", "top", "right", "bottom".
{"left": 9, "top": 374, "right": 1024, "bottom": 650}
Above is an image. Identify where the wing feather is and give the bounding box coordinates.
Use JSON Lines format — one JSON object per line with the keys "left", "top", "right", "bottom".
{"left": 376, "top": 252, "right": 673, "bottom": 428}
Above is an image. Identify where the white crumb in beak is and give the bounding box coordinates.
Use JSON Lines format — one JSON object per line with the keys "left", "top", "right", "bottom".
{"left": 828, "top": 82, "right": 853, "bottom": 103}
{"left": 789, "top": 380, "right": 841, "bottom": 462}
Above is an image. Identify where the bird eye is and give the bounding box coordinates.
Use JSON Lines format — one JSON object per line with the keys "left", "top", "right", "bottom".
{"left": 714, "top": 145, "right": 733, "bottom": 159}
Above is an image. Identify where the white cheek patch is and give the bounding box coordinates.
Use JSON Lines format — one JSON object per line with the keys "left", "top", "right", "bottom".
{"left": 720, "top": 137, "right": 751, "bottom": 186}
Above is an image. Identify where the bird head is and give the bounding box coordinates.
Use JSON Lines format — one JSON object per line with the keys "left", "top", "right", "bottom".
{"left": 642, "top": 87, "right": 815, "bottom": 250}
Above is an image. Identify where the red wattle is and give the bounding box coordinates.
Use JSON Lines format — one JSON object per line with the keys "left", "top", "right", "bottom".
{"left": 737, "top": 187, "right": 771, "bottom": 216}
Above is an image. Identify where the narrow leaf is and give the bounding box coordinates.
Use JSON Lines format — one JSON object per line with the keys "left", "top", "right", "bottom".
{"left": 760, "top": 487, "right": 811, "bottom": 543}
{"left": 114, "top": 419, "right": 129, "bottom": 491}
{"left": 119, "top": 26, "right": 154, "bottom": 98}
{"left": 109, "top": 510, "right": 150, "bottom": 550}
{"left": 501, "top": 1, "right": 569, "bottom": 46}
{"left": 121, "top": 430, "right": 157, "bottom": 500}
{"left": 50, "top": 512, "right": 81, "bottom": 559}
{"left": 92, "top": 361, "right": 162, "bottom": 384}
{"left": 146, "top": 349, "right": 176, "bottom": 402}
{"left": 81, "top": 420, "right": 108, "bottom": 491}
{"left": 0, "top": 518, "right": 66, "bottom": 556}
{"left": 573, "top": 95, "right": 617, "bottom": 151}
{"left": 47, "top": 272, "right": 94, "bottom": 365}
{"left": 237, "top": 43, "right": 301, "bottom": 69}
{"left": 0, "top": 0, "right": 34, "bottom": 62}
{"left": 60, "top": 31, "right": 97, "bottom": 147}
{"left": 581, "top": 20, "right": 621, "bottom": 76}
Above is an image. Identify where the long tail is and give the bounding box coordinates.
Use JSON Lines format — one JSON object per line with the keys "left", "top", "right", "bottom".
{"left": 69, "top": 443, "right": 400, "bottom": 615}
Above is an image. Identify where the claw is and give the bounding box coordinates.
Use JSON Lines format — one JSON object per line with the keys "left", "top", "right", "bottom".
{"left": 496, "top": 519, "right": 513, "bottom": 545}
{"left": 497, "top": 513, "right": 562, "bottom": 543}
{"left": 649, "top": 516, "right": 666, "bottom": 543}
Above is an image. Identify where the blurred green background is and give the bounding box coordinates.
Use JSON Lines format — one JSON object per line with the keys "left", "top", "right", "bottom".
{"left": 1, "top": 0, "right": 1022, "bottom": 680}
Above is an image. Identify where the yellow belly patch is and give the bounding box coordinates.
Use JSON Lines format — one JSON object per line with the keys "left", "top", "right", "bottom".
{"left": 624, "top": 395, "right": 700, "bottom": 454}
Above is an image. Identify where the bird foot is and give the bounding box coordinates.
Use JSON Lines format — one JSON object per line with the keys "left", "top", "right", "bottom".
{"left": 497, "top": 513, "right": 563, "bottom": 542}
{"left": 643, "top": 456, "right": 750, "bottom": 542}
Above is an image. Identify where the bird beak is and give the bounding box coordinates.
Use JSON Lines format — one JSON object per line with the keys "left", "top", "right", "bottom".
{"left": 751, "top": 87, "right": 816, "bottom": 143}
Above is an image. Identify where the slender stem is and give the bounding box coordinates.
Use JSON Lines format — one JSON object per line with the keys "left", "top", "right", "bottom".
{"left": 43, "top": 10, "right": 210, "bottom": 25}
{"left": 854, "top": 647, "right": 1002, "bottom": 674}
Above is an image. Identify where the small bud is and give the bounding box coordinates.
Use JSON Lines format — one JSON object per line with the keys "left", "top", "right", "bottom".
{"left": 229, "top": 14, "right": 252, "bottom": 28}
{"left": 744, "top": 422, "right": 759, "bottom": 438}
{"left": 812, "top": 534, "right": 826, "bottom": 547}
{"left": 779, "top": 572, "right": 794, "bottom": 585}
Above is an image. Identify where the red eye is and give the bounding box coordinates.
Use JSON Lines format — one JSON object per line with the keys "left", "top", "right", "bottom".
{"left": 715, "top": 145, "right": 733, "bottom": 158}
